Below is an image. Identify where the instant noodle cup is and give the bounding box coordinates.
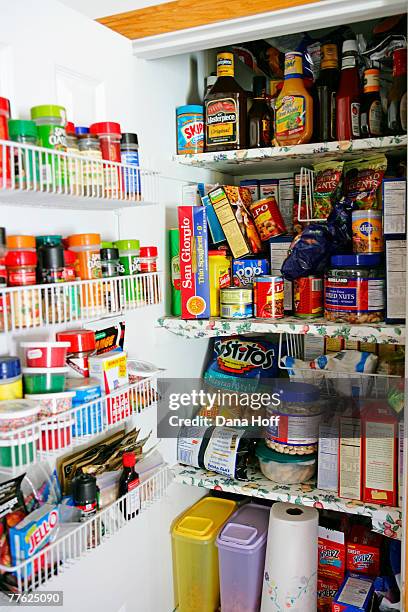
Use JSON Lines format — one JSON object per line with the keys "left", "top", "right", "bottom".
{"left": 20, "top": 342, "right": 70, "bottom": 368}
{"left": 23, "top": 367, "right": 68, "bottom": 394}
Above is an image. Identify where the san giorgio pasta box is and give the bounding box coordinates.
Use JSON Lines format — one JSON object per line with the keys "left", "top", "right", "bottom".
{"left": 178, "top": 206, "right": 210, "bottom": 319}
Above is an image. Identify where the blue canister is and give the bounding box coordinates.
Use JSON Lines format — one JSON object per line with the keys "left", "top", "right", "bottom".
{"left": 66, "top": 377, "right": 103, "bottom": 437}
{"left": 176, "top": 105, "right": 204, "bottom": 155}
{"left": 121, "top": 133, "right": 140, "bottom": 195}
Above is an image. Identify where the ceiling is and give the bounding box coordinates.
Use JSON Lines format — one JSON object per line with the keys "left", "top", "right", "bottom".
{"left": 58, "top": 0, "right": 167, "bottom": 19}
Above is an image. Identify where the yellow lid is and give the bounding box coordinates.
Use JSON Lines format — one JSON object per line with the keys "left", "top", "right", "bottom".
{"left": 173, "top": 497, "right": 236, "bottom": 542}
{"left": 217, "top": 53, "right": 234, "bottom": 78}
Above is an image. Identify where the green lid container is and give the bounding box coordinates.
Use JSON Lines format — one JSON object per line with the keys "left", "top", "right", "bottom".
{"left": 256, "top": 441, "right": 317, "bottom": 463}
{"left": 36, "top": 235, "right": 62, "bottom": 247}
{"left": 101, "top": 241, "right": 114, "bottom": 249}
{"left": 31, "top": 105, "right": 67, "bottom": 123}
{"left": 8, "top": 119, "right": 38, "bottom": 141}
{"left": 114, "top": 239, "right": 140, "bottom": 252}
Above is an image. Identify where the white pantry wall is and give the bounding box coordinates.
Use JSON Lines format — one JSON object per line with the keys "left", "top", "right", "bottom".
{"left": 0, "top": 0, "right": 208, "bottom": 610}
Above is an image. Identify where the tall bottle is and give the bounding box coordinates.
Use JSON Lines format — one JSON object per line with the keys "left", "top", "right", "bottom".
{"left": 119, "top": 451, "right": 140, "bottom": 520}
{"left": 248, "top": 76, "right": 273, "bottom": 148}
{"left": 360, "top": 68, "right": 383, "bottom": 137}
{"left": 336, "top": 40, "right": 361, "bottom": 141}
{"left": 316, "top": 43, "right": 340, "bottom": 141}
{"left": 204, "top": 52, "right": 247, "bottom": 152}
{"left": 387, "top": 48, "right": 407, "bottom": 135}
{"left": 275, "top": 51, "right": 313, "bottom": 146}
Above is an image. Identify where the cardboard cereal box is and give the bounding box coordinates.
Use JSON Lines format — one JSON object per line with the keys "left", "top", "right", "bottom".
{"left": 178, "top": 206, "right": 210, "bottom": 319}
{"left": 346, "top": 524, "right": 382, "bottom": 576}
{"left": 332, "top": 572, "right": 375, "bottom": 611}
{"left": 317, "top": 574, "right": 341, "bottom": 612}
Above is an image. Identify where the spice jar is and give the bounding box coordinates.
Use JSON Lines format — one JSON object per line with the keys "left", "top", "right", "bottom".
{"left": 62, "top": 249, "right": 80, "bottom": 318}
{"left": 30, "top": 105, "right": 67, "bottom": 189}
{"left": 66, "top": 121, "right": 81, "bottom": 195}
{"left": 89, "top": 122, "right": 121, "bottom": 197}
{"left": 66, "top": 233, "right": 102, "bottom": 280}
{"left": 37, "top": 243, "right": 65, "bottom": 283}
{"left": 8, "top": 119, "right": 39, "bottom": 189}
{"left": 7, "top": 235, "right": 36, "bottom": 252}
{"left": 6, "top": 250, "right": 37, "bottom": 286}
{"left": 0, "top": 356, "right": 22, "bottom": 400}
{"left": 139, "top": 247, "right": 158, "bottom": 273}
{"left": 4, "top": 250, "right": 40, "bottom": 328}
{"left": 324, "top": 254, "right": 385, "bottom": 324}
{"left": 101, "top": 247, "right": 120, "bottom": 278}
{"left": 0, "top": 227, "right": 6, "bottom": 287}
{"left": 0, "top": 97, "right": 11, "bottom": 187}
{"left": 78, "top": 132, "right": 103, "bottom": 197}
{"left": 56, "top": 329, "right": 96, "bottom": 378}
{"left": 120, "top": 132, "right": 140, "bottom": 197}
{"left": 113, "top": 239, "right": 140, "bottom": 304}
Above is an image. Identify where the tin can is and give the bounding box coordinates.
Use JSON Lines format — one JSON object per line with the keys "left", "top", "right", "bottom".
{"left": 220, "top": 287, "right": 253, "bottom": 319}
{"left": 253, "top": 276, "right": 284, "bottom": 318}
{"left": 293, "top": 276, "right": 323, "bottom": 318}
{"left": 249, "top": 196, "right": 286, "bottom": 241}
{"left": 352, "top": 210, "right": 383, "bottom": 254}
{"left": 176, "top": 105, "right": 204, "bottom": 155}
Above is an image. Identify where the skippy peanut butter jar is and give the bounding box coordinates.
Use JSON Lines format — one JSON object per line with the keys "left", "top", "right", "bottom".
{"left": 177, "top": 206, "right": 210, "bottom": 319}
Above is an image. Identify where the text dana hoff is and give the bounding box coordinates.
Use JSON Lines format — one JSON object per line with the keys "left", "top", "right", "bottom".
{"left": 169, "top": 414, "right": 281, "bottom": 427}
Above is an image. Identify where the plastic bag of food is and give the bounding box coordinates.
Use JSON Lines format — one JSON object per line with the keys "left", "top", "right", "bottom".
{"left": 0, "top": 475, "right": 26, "bottom": 571}
{"left": 281, "top": 224, "right": 332, "bottom": 280}
{"left": 313, "top": 160, "right": 344, "bottom": 219}
{"left": 343, "top": 155, "right": 387, "bottom": 210}
{"left": 326, "top": 197, "right": 353, "bottom": 253}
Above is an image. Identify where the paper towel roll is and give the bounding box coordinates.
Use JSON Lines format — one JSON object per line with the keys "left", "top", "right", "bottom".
{"left": 261, "top": 502, "right": 318, "bottom": 612}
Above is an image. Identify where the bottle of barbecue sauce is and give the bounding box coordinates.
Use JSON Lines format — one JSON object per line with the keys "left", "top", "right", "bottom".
{"left": 204, "top": 52, "right": 247, "bottom": 152}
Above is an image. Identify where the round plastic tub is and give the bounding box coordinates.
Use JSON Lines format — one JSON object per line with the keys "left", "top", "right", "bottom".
{"left": 25, "top": 391, "right": 74, "bottom": 418}
{"left": 66, "top": 377, "right": 103, "bottom": 436}
{"left": 39, "top": 419, "right": 74, "bottom": 451}
{"left": 0, "top": 399, "right": 40, "bottom": 439}
{"left": 0, "top": 435, "right": 39, "bottom": 468}
{"left": 20, "top": 342, "right": 70, "bottom": 368}
{"left": 23, "top": 367, "right": 68, "bottom": 394}
{"left": 256, "top": 441, "right": 317, "bottom": 484}
{"left": 0, "top": 356, "right": 22, "bottom": 400}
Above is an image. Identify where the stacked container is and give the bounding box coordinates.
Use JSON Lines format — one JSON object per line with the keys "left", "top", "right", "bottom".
{"left": 171, "top": 496, "right": 236, "bottom": 612}
{"left": 216, "top": 503, "right": 270, "bottom": 612}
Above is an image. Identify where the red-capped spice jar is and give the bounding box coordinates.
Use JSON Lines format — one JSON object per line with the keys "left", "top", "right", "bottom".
{"left": 249, "top": 196, "right": 286, "bottom": 241}
{"left": 139, "top": 246, "right": 158, "bottom": 273}
{"left": 56, "top": 329, "right": 96, "bottom": 378}
{"left": 89, "top": 122, "right": 121, "bottom": 197}
{"left": 293, "top": 276, "right": 323, "bottom": 318}
{"left": 6, "top": 251, "right": 37, "bottom": 286}
{"left": 62, "top": 249, "right": 77, "bottom": 281}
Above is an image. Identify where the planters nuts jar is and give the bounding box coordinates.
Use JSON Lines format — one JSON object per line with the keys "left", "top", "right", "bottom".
{"left": 176, "top": 105, "right": 204, "bottom": 154}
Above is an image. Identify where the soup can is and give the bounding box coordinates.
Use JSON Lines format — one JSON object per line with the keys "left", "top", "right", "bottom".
{"left": 249, "top": 196, "right": 287, "bottom": 241}
{"left": 254, "top": 276, "right": 284, "bottom": 318}
{"left": 293, "top": 276, "right": 323, "bottom": 318}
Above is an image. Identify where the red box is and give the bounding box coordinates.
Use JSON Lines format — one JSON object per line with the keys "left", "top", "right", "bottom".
{"left": 361, "top": 401, "right": 398, "bottom": 506}
{"left": 318, "top": 526, "right": 346, "bottom": 580}
{"left": 318, "top": 575, "right": 341, "bottom": 612}
{"left": 346, "top": 524, "right": 382, "bottom": 575}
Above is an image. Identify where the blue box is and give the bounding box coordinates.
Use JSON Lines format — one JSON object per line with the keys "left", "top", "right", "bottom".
{"left": 232, "top": 258, "right": 269, "bottom": 287}
{"left": 333, "top": 572, "right": 375, "bottom": 612}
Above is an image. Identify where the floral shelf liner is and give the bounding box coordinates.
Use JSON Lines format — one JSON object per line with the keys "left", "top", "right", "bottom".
{"left": 157, "top": 316, "right": 405, "bottom": 344}
{"left": 173, "top": 464, "right": 402, "bottom": 540}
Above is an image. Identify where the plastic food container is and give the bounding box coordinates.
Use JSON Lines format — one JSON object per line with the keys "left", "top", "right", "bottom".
{"left": 0, "top": 356, "right": 23, "bottom": 400}
{"left": 56, "top": 329, "right": 96, "bottom": 378}
{"left": 139, "top": 246, "right": 158, "bottom": 273}
{"left": 5, "top": 250, "right": 37, "bottom": 286}
{"left": 216, "top": 504, "right": 269, "bottom": 612}
{"left": 25, "top": 391, "right": 74, "bottom": 418}
{"left": 6, "top": 235, "right": 36, "bottom": 251}
{"left": 0, "top": 435, "right": 39, "bottom": 468}
{"left": 39, "top": 418, "right": 74, "bottom": 451}
{"left": 66, "top": 377, "right": 103, "bottom": 436}
{"left": 176, "top": 105, "right": 204, "bottom": 155}
{"left": 324, "top": 254, "right": 385, "bottom": 324}
{"left": 23, "top": 367, "right": 68, "bottom": 394}
{"left": 0, "top": 399, "right": 40, "bottom": 442}
{"left": 172, "top": 497, "right": 237, "bottom": 612}
{"left": 256, "top": 441, "right": 317, "bottom": 484}
{"left": 66, "top": 233, "right": 102, "bottom": 281}
{"left": 20, "top": 341, "right": 70, "bottom": 368}
{"left": 265, "top": 381, "right": 324, "bottom": 455}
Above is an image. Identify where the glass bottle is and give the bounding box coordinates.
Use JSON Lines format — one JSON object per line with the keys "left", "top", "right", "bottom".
{"left": 336, "top": 40, "right": 361, "bottom": 141}
{"left": 316, "top": 43, "right": 340, "bottom": 141}
{"left": 360, "top": 68, "right": 383, "bottom": 137}
{"left": 388, "top": 48, "right": 407, "bottom": 135}
{"left": 119, "top": 451, "right": 140, "bottom": 520}
{"left": 248, "top": 76, "right": 273, "bottom": 148}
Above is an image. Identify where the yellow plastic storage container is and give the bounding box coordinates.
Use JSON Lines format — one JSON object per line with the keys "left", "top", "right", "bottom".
{"left": 172, "top": 496, "right": 237, "bottom": 612}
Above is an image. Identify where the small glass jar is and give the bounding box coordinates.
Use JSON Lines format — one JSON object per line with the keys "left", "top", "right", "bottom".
{"left": 6, "top": 235, "right": 36, "bottom": 252}
{"left": 324, "top": 254, "right": 385, "bottom": 324}
{"left": 90, "top": 122, "right": 121, "bottom": 197}
{"left": 8, "top": 119, "right": 39, "bottom": 189}
{"left": 30, "top": 104, "right": 67, "bottom": 189}
{"left": 120, "top": 132, "right": 140, "bottom": 197}
{"left": 37, "top": 244, "right": 65, "bottom": 284}
{"left": 78, "top": 134, "right": 103, "bottom": 197}
{"left": 5, "top": 251, "right": 40, "bottom": 328}
{"left": 66, "top": 121, "right": 81, "bottom": 195}
{"left": 139, "top": 246, "right": 158, "bottom": 273}
{"left": 101, "top": 247, "right": 120, "bottom": 278}
{"left": 6, "top": 250, "right": 37, "bottom": 286}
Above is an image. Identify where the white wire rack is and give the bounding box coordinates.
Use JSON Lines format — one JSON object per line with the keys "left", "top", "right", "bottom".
{"left": 297, "top": 166, "right": 324, "bottom": 223}
{"left": 0, "top": 139, "right": 159, "bottom": 209}
{"left": 0, "top": 373, "right": 158, "bottom": 474}
{"left": 0, "top": 272, "right": 162, "bottom": 333}
{"left": 0, "top": 464, "right": 172, "bottom": 595}
{"left": 278, "top": 333, "right": 401, "bottom": 398}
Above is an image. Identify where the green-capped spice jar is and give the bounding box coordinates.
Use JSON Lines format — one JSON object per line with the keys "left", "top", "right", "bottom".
{"left": 114, "top": 239, "right": 140, "bottom": 305}
{"left": 8, "top": 119, "right": 39, "bottom": 188}
{"left": 30, "top": 105, "right": 67, "bottom": 189}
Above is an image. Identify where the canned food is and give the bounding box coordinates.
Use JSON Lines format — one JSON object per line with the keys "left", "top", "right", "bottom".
{"left": 220, "top": 287, "right": 252, "bottom": 304}
{"left": 293, "top": 276, "right": 323, "bottom": 318}
{"left": 352, "top": 210, "right": 383, "bottom": 253}
{"left": 254, "top": 276, "right": 284, "bottom": 318}
{"left": 249, "top": 196, "right": 286, "bottom": 241}
{"left": 220, "top": 303, "right": 253, "bottom": 319}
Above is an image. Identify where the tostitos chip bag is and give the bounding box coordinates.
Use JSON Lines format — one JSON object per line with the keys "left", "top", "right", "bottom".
{"left": 343, "top": 155, "right": 387, "bottom": 210}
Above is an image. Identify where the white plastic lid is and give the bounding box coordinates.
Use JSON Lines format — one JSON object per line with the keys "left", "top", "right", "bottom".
{"left": 25, "top": 391, "right": 75, "bottom": 400}
{"left": 22, "top": 367, "right": 69, "bottom": 374}
{"left": 0, "top": 399, "right": 40, "bottom": 419}
{"left": 343, "top": 39, "right": 358, "bottom": 53}
{"left": 20, "top": 342, "right": 70, "bottom": 348}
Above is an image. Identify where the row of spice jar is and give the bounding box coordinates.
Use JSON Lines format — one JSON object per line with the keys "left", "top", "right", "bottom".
{"left": 0, "top": 99, "right": 140, "bottom": 197}
{"left": 0, "top": 231, "right": 158, "bottom": 287}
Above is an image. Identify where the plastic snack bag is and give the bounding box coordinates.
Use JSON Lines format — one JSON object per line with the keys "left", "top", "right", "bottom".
{"left": 281, "top": 224, "right": 333, "bottom": 280}
{"left": 343, "top": 155, "right": 387, "bottom": 210}
{"left": 313, "top": 160, "right": 344, "bottom": 219}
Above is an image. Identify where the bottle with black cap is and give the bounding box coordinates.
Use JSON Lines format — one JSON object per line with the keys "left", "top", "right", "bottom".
{"left": 120, "top": 133, "right": 140, "bottom": 196}
{"left": 37, "top": 243, "right": 65, "bottom": 283}
{"left": 248, "top": 75, "right": 273, "bottom": 148}
{"left": 72, "top": 473, "right": 98, "bottom": 522}
{"left": 100, "top": 246, "right": 120, "bottom": 278}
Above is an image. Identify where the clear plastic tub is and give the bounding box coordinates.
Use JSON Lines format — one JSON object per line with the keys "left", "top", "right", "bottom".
{"left": 216, "top": 503, "right": 270, "bottom": 612}
{"left": 256, "top": 441, "right": 317, "bottom": 484}
{"left": 172, "top": 497, "right": 237, "bottom": 612}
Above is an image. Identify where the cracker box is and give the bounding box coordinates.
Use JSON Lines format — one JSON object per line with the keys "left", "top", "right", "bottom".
{"left": 346, "top": 525, "right": 382, "bottom": 576}
{"left": 338, "top": 413, "right": 362, "bottom": 501}
{"left": 385, "top": 237, "right": 406, "bottom": 324}
{"left": 361, "top": 401, "right": 398, "bottom": 506}
{"left": 178, "top": 205, "right": 210, "bottom": 319}
{"left": 317, "top": 575, "right": 341, "bottom": 612}
{"left": 382, "top": 178, "right": 406, "bottom": 236}
{"left": 232, "top": 258, "right": 269, "bottom": 287}
{"left": 89, "top": 350, "right": 130, "bottom": 423}
{"left": 208, "top": 185, "right": 262, "bottom": 258}
{"left": 399, "top": 421, "right": 404, "bottom": 507}
{"left": 9, "top": 504, "right": 59, "bottom": 565}
{"left": 240, "top": 179, "right": 260, "bottom": 201}
{"left": 318, "top": 526, "right": 346, "bottom": 580}
{"left": 318, "top": 422, "right": 339, "bottom": 492}
{"left": 332, "top": 573, "right": 375, "bottom": 612}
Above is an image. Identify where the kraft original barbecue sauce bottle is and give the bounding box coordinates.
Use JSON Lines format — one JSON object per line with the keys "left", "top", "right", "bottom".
{"left": 204, "top": 52, "right": 247, "bottom": 151}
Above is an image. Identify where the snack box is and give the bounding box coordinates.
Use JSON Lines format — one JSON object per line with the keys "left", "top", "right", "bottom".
{"left": 399, "top": 421, "right": 404, "bottom": 508}
{"left": 385, "top": 237, "right": 406, "bottom": 324}
{"left": 178, "top": 205, "right": 210, "bottom": 319}
{"left": 89, "top": 351, "right": 130, "bottom": 423}
{"left": 318, "top": 525, "right": 346, "bottom": 580}
{"left": 208, "top": 185, "right": 262, "bottom": 258}
{"left": 360, "top": 401, "right": 398, "bottom": 507}
{"left": 332, "top": 573, "right": 375, "bottom": 612}
{"left": 232, "top": 257, "right": 269, "bottom": 287}
{"left": 338, "top": 412, "right": 362, "bottom": 501}
{"left": 240, "top": 179, "right": 260, "bottom": 201}
{"left": 382, "top": 178, "right": 406, "bottom": 237}
{"left": 346, "top": 524, "right": 382, "bottom": 576}
{"left": 87, "top": 318, "right": 126, "bottom": 354}
{"left": 9, "top": 504, "right": 59, "bottom": 565}
{"left": 259, "top": 178, "right": 278, "bottom": 200}
{"left": 318, "top": 574, "right": 341, "bottom": 612}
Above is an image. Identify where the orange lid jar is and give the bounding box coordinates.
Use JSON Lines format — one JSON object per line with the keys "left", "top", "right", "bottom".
{"left": 6, "top": 235, "right": 36, "bottom": 251}
{"left": 66, "top": 233, "right": 102, "bottom": 280}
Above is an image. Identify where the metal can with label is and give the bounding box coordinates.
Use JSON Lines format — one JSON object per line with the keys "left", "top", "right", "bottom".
{"left": 253, "top": 275, "right": 284, "bottom": 319}
{"left": 249, "top": 196, "right": 287, "bottom": 241}
{"left": 220, "top": 287, "right": 253, "bottom": 319}
{"left": 293, "top": 276, "right": 323, "bottom": 318}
